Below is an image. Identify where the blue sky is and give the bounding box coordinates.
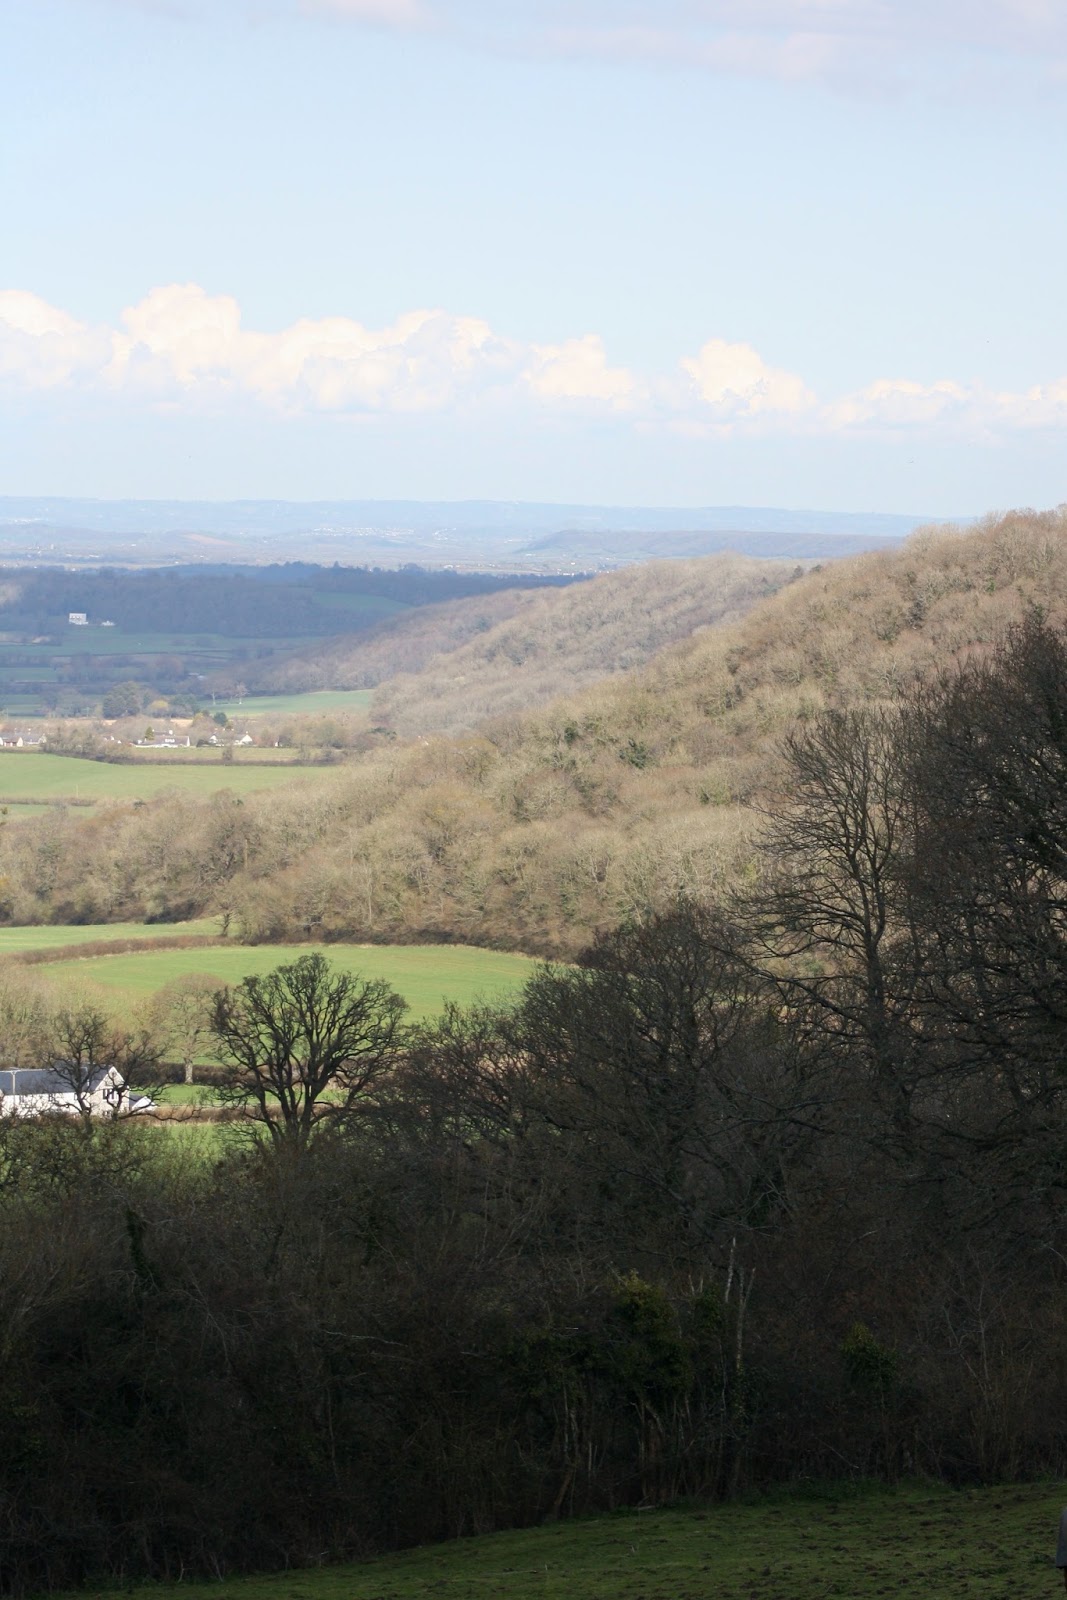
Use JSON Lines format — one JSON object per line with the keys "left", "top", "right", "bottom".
{"left": 2, "top": 0, "right": 1066, "bottom": 514}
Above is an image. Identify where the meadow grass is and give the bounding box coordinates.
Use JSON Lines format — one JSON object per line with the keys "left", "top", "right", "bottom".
{"left": 0, "top": 919, "right": 220, "bottom": 954}
{"left": 73, "top": 1481, "right": 1067, "bottom": 1600}
{"left": 0, "top": 752, "right": 331, "bottom": 802}
{"left": 34, "top": 941, "right": 538, "bottom": 1021}
{"left": 211, "top": 689, "right": 374, "bottom": 718}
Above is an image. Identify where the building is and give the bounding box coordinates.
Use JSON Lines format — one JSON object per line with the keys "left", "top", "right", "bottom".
{"left": 68, "top": 612, "right": 88, "bottom": 626}
{"left": 0, "top": 1065, "right": 154, "bottom": 1118}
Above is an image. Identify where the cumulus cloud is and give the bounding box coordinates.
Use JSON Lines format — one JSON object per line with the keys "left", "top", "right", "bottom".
{"left": 682, "top": 338, "right": 815, "bottom": 419}
{"left": 3, "top": 283, "right": 1067, "bottom": 442}
{"left": 826, "top": 376, "right": 972, "bottom": 429}
{"left": 99, "top": 284, "right": 524, "bottom": 413}
{"left": 0, "top": 291, "right": 112, "bottom": 389}
{"left": 524, "top": 334, "right": 639, "bottom": 408}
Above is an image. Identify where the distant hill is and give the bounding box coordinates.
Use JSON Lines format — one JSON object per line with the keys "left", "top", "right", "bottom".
{"left": 520, "top": 528, "right": 905, "bottom": 564}
{"left": 0, "top": 496, "right": 941, "bottom": 568}
{"left": 245, "top": 553, "right": 798, "bottom": 731}
{"left": 368, "top": 554, "right": 799, "bottom": 736}
{"left": 0, "top": 509, "right": 1057, "bottom": 953}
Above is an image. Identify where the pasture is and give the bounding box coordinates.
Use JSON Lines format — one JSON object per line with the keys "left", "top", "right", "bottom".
{"left": 73, "top": 1481, "right": 1067, "bottom": 1600}
{"left": 25, "top": 939, "right": 538, "bottom": 1022}
{"left": 211, "top": 689, "right": 373, "bottom": 718}
{"left": 0, "top": 918, "right": 219, "bottom": 954}
{"left": 0, "top": 751, "right": 330, "bottom": 804}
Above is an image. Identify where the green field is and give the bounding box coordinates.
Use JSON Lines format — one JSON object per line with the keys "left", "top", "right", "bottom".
{"left": 0, "top": 918, "right": 220, "bottom": 953}
{"left": 33, "top": 940, "right": 538, "bottom": 1020}
{"left": 212, "top": 689, "right": 373, "bottom": 719}
{"left": 73, "top": 1482, "right": 1066, "bottom": 1600}
{"left": 0, "top": 752, "right": 330, "bottom": 803}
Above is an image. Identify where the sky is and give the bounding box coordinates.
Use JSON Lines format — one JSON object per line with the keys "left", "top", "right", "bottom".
{"left": 2, "top": 0, "right": 1066, "bottom": 516}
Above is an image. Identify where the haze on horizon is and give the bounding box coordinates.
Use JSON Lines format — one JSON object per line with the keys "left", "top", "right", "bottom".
{"left": 2, "top": 0, "right": 1065, "bottom": 518}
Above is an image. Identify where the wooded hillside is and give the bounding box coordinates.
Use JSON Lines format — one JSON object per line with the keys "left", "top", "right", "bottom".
{"left": 240, "top": 553, "right": 796, "bottom": 735}
{"left": 1, "top": 509, "right": 1063, "bottom": 952}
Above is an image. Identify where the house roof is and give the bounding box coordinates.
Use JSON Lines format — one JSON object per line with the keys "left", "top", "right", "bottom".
{"left": 0, "top": 1065, "right": 118, "bottom": 1098}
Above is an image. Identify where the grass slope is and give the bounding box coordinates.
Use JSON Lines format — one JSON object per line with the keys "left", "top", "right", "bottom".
{"left": 33, "top": 941, "right": 537, "bottom": 1020}
{"left": 76, "top": 1483, "right": 1065, "bottom": 1600}
{"left": 0, "top": 918, "right": 219, "bottom": 953}
{"left": 0, "top": 752, "right": 328, "bottom": 802}
{"left": 210, "top": 689, "right": 373, "bottom": 718}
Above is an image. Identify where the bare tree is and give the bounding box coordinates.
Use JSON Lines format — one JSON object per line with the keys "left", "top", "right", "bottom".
{"left": 211, "top": 953, "right": 408, "bottom": 1147}
{"left": 48, "top": 1002, "right": 163, "bottom": 1121}
{"left": 745, "top": 705, "right": 926, "bottom": 1150}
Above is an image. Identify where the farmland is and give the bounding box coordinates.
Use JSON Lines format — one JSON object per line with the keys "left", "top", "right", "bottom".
{"left": 208, "top": 688, "right": 373, "bottom": 719}
{"left": 0, "top": 750, "right": 331, "bottom": 805}
{"left": 74, "top": 1482, "right": 1067, "bottom": 1600}
{"left": 0, "top": 564, "right": 565, "bottom": 716}
{"left": 10, "top": 935, "right": 538, "bottom": 1022}
{"left": 0, "top": 917, "right": 219, "bottom": 953}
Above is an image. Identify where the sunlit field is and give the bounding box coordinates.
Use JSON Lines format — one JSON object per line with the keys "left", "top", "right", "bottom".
{"left": 0, "top": 751, "right": 334, "bottom": 804}
{"left": 25, "top": 939, "right": 538, "bottom": 1022}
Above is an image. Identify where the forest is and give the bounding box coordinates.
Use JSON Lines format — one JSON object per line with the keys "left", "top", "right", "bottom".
{"left": 1, "top": 606, "right": 1065, "bottom": 1591}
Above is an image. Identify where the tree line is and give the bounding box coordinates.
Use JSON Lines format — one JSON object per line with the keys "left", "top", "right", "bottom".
{"left": 1, "top": 616, "right": 1065, "bottom": 1592}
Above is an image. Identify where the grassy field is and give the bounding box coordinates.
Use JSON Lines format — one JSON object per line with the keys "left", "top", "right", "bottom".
{"left": 74, "top": 1482, "right": 1067, "bottom": 1600}
{"left": 0, "top": 918, "right": 221, "bottom": 954}
{"left": 212, "top": 689, "right": 373, "bottom": 718}
{"left": 32, "top": 941, "right": 538, "bottom": 1021}
{"left": 0, "top": 752, "right": 330, "bottom": 803}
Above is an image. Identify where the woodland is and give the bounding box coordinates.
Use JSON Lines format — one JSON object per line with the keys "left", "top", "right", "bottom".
{"left": 1, "top": 508, "right": 1066, "bottom": 1591}
{"left": 1, "top": 509, "right": 1064, "bottom": 951}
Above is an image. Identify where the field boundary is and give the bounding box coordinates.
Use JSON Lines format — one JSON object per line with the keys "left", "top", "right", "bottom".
{"left": 0, "top": 793, "right": 96, "bottom": 807}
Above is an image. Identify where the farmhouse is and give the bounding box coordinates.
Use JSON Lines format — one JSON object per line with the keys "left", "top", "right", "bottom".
{"left": 0, "top": 1065, "right": 154, "bottom": 1118}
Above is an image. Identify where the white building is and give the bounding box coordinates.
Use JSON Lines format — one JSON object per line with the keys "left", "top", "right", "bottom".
{"left": 68, "top": 612, "right": 88, "bottom": 626}
{"left": 0, "top": 1065, "right": 154, "bottom": 1118}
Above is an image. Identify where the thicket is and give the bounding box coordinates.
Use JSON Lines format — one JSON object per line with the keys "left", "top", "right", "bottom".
{"left": 2, "top": 614, "right": 1067, "bottom": 1592}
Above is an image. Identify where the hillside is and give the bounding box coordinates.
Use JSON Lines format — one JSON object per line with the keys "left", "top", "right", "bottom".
{"left": 369, "top": 553, "right": 798, "bottom": 735}
{"left": 238, "top": 586, "right": 550, "bottom": 695}
{"left": 240, "top": 554, "right": 797, "bottom": 731}
{"left": 1, "top": 508, "right": 1064, "bottom": 951}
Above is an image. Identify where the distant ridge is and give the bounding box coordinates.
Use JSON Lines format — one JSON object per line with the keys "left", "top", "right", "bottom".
{"left": 521, "top": 528, "right": 907, "bottom": 562}
{"left": 0, "top": 496, "right": 942, "bottom": 538}
{"left": 0, "top": 497, "right": 947, "bottom": 569}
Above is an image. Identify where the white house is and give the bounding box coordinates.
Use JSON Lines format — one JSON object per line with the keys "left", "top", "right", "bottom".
{"left": 0, "top": 1065, "right": 154, "bottom": 1119}
{"left": 68, "top": 612, "right": 88, "bottom": 626}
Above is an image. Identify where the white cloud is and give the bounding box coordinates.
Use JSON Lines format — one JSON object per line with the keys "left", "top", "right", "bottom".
{"left": 524, "top": 334, "right": 639, "bottom": 407}
{"left": 100, "top": 284, "right": 523, "bottom": 412}
{"left": 0, "top": 291, "right": 111, "bottom": 389}
{"left": 826, "top": 376, "right": 971, "bottom": 429}
{"left": 682, "top": 338, "right": 815, "bottom": 418}
{"left": 4, "top": 283, "right": 1067, "bottom": 443}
